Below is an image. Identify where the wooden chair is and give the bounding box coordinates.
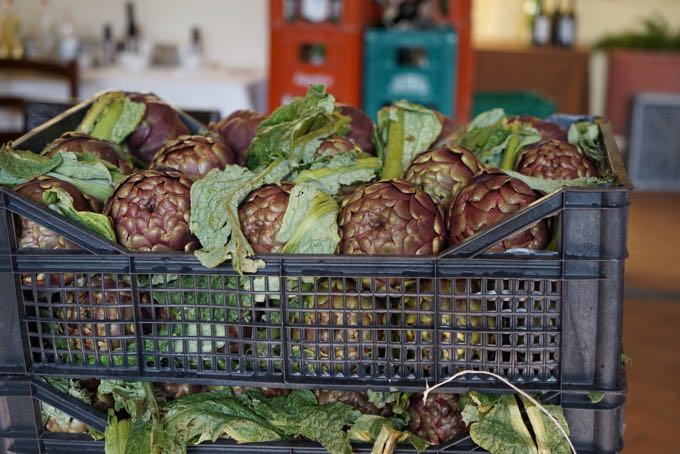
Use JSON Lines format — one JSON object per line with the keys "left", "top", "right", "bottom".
{"left": 0, "top": 59, "right": 78, "bottom": 144}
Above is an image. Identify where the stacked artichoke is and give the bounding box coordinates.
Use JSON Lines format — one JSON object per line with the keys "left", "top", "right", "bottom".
{"left": 59, "top": 275, "right": 135, "bottom": 352}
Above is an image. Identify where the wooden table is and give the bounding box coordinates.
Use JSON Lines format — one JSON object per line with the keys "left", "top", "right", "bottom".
{"left": 474, "top": 45, "right": 591, "bottom": 114}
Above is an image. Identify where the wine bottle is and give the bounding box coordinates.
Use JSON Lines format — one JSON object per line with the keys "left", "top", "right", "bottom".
{"left": 554, "top": 0, "right": 576, "bottom": 47}
{"left": 531, "top": 0, "right": 551, "bottom": 47}
{"left": 125, "top": 1, "right": 139, "bottom": 53}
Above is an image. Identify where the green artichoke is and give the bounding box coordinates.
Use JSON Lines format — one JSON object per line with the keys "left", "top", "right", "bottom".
{"left": 209, "top": 109, "right": 265, "bottom": 166}
{"left": 403, "top": 146, "right": 482, "bottom": 213}
{"left": 339, "top": 179, "right": 446, "bottom": 256}
{"left": 238, "top": 183, "right": 293, "bottom": 254}
{"left": 151, "top": 134, "right": 236, "bottom": 180}
{"left": 516, "top": 139, "right": 599, "bottom": 180}
{"left": 447, "top": 171, "right": 549, "bottom": 252}
{"left": 407, "top": 393, "right": 466, "bottom": 445}
{"left": 42, "top": 131, "right": 132, "bottom": 174}
{"left": 103, "top": 169, "right": 197, "bottom": 252}
{"left": 59, "top": 275, "right": 134, "bottom": 352}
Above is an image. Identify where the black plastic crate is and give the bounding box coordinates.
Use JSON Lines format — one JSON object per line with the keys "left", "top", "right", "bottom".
{"left": 0, "top": 93, "right": 630, "bottom": 393}
{"left": 0, "top": 375, "right": 625, "bottom": 454}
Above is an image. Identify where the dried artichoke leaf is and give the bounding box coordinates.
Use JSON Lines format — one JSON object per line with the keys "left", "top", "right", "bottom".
{"left": 42, "top": 187, "right": 116, "bottom": 242}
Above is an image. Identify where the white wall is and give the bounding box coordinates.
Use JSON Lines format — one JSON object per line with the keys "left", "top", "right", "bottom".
{"left": 14, "top": 0, "right": 269, "bottom": 69}
{"left": 473, "top": 0, "right": 680, "bottom": 46}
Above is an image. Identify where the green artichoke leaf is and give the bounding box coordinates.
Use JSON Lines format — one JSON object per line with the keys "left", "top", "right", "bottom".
{"left": 520, "top": 397, "right": 571, "bottom": 454}
{"left": 454, "top": 109, "right": 542, "bottom": 168}
{"left": 42, "top": 187, "right": 116, "bottom": 242}
{"left": 567, "top": 121, "right": 607, "bottom": 171}
{"left": 105, "top": 411, "right": 131, "bottom": 454}
{"left": 0, "top": 146, "right": 62, "bottom": 185}
{"left": 464, "top": 393, "right": 538, "bottom": 454}
{"left": 78, "top": 91, "right": 146, "bottom": 144}
{"left": 99, "top": 380, "right": 159, "bottom": 422}
{"left": 503, "top": 169, "right": 607, "bottom": 193}
{"left": 162, "top": 389, "right": 284, "bottom": 448}
{"left": 292, "top": 153, "right": 381, "bottom": 196}
{"left": 45, "top": 150, "right": 125, "bottom": 202}
{"left": 276, "top": 183, "right": 340, "bottom": 254}
{"left": 245, "top": 389, "right": 356, "bottom": 454}
{"left": 376, "top": 100, "right": 442, "bottom": 180}
{"left": 247, "top": 84, "right": 349, "bottom": 169}
{"left": 468, "top": 108, "right": 506, "bottom": 129}
{"left": 348, "top": 414, "right": 429, "bottom": 454}
{"left": 366, "top": 390, "right": 411, "bottom": 416}
{"left": 191, "top": 161, "right": 293, "bottom": 272}
{"left": 123, "top": 418, "right": 170, "bottom": 454}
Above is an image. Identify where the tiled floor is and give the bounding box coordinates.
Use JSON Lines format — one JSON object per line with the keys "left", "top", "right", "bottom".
{"left": 621, "top": 192, "right": 680, "bottom": 453}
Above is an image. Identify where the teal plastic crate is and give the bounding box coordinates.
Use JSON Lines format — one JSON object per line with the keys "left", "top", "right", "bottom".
{"left": 363, "top": 27, "right": 457, "bottom": 119}
{"left": 472, "top": 91, "right": 557, "bottom": 119}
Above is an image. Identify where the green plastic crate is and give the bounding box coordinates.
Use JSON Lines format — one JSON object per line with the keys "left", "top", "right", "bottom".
{"left": 363, "top": 27, "right": 457, "bottom": 119}
{"left": 472, "top": 91, "right": 557, "bottom": 118}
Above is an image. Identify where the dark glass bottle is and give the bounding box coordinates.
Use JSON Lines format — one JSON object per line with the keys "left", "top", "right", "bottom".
{"left": 125, "top": 1, "right": 139, "bottom": 53}
{"left": 553, "top": 0, "right": 576, "bottom": 47}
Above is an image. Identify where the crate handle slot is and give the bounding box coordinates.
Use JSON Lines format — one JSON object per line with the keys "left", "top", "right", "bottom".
{"left": 437, "top": 190, "right": 564, "bottom": 259}
{"left": 2, "top": 188, "right": 127, "bottom": 255}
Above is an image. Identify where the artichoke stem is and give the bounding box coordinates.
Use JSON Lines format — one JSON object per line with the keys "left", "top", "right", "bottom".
{"left": 500, "top": 122, "right": 522, "bottom": 170}
{"left": 381, "top": 110, "right": 406, "bottom": 180}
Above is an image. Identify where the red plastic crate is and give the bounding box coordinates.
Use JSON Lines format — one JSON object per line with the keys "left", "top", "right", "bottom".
{"left": 269, "top": 26, "right": 363, "bottom": 109}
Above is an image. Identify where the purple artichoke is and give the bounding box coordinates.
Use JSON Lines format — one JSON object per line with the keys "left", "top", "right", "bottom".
{"left": 403, "top": 146, "right": 482, "bottom": 213}
{"left": 516, "top": 139, "right": 598, "bottom": 180}
{"left": 59, "top": 275, "right": 135, "bottom": 352}
{"left": 314, "top": 135, "right": 359, "bottom": 158}
{"left": 209, "top": 109, "right": 265, "bottom": 166}
{"left": 509, "top": 115, "right": 567, "bottom": 142}
{"left": 126, "top": 95, "right": 190, "bottom": 165}
{"left": 337, "top": 103, "right": 375, "bottom": 155}
{"left": 316, "top": 391, "right": 383, "bottom": 415}
{"left": 42, "top": 132, "right": 132, "bottom": 173}
{"left": 103, "top": 169, "right": 197, "bottom": 252}
{"left": 432, "top": 110, "right": 459, "bottom": 148}
{"left": 339, "top": 179, "right": 446, "bottom": 256}
{"left": 447, "top": 171, "right": 549, "bottom": 252}
{"left": 151, "top": 134, "right": 236, "bottom": 180}
{"left": 290, "top": 279, "right": 385, "bottom": 367}
{"left": 15, "top": 176, "right": 100, "bottom": 250}
{"left": 238, "top": 183, "right": 293, "bottom": 254}
{"left": 408, "top": 393, "right": 467, "bottom": 445}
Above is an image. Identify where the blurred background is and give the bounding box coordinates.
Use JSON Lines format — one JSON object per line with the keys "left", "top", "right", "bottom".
{"left": 1, "top": 1, "right": 679, "bottom": 452}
